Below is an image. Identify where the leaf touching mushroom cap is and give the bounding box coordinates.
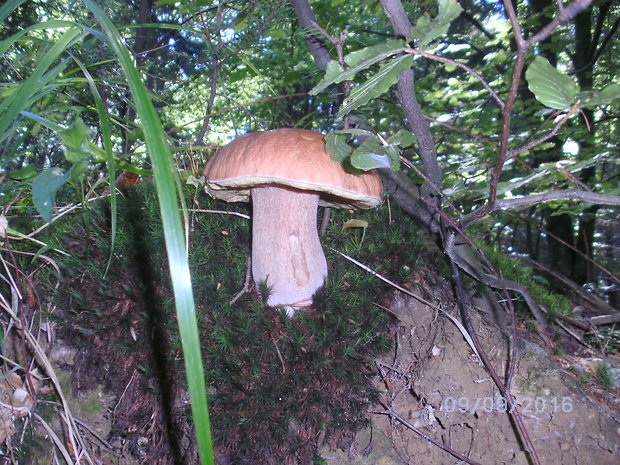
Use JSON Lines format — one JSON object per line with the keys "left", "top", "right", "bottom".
{"left": 204, "top": 128, "right": 383, "bottom": 209}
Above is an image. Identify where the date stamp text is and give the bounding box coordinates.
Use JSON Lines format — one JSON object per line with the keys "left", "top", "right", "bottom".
{"left": 443, "top": 396, "right": 573, "bottom": 414}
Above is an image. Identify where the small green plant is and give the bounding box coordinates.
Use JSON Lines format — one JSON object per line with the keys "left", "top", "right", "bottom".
{"left": 587, "top": 327, "right": 620, "bottom": 353}
{"left": 596, "top": 363, "right": 613, "bottom": 390}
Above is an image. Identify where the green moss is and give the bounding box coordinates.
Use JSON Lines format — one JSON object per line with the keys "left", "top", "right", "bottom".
{"left": 477, "top": 243, "right": 573, "bottom": 316}
{"left": 34, "top": 180, "right": 429, "bottom": 464}
{"left": 595, "top": 363, "right": 613, "bottom": 389}
{"left": 79, "top": 396, "right": 103, "bottom": 417}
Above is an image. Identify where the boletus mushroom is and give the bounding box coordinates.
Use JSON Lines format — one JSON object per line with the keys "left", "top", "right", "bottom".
{"left": 203, "top": 128, "right": 383, "bottom": 313}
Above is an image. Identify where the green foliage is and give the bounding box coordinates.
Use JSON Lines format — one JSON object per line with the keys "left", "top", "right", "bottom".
{"left": 325, "top": 128, "right": 414, "bottom": 172}
{"left": 409, "top": 0, "right": 463, "bottom": 49}
{"left": 82, "top": 2, "right": 214, "bottom": 462}
{"left": 2, "top": 0, "right": 619, "bottom": 459}
{"left": 588, "top": 327, "right": 620, "bottom": 354}
{"left": 310, "top": 40, "right": 408, "bottom": 95}
{"left": 479, "top": 243, "right": 572, "bottom": 316}
{"left": 595, "top": 363, "right": 613, "bottom": 390}
{"left": 340, "top": 54, "right": 414, "bottom": 118}
{"left": 526, "top": 56, "right": 620, "bottom": 111}
{"left": 526, "top": 56, "right": 579, "bottom": 110}
{"left": 31, "top": 167, "right": 73, "bottom": 222}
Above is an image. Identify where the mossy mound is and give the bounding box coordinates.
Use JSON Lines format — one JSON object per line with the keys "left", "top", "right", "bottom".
{"left": 36, "top": 180, "right": 426, "bottom": 464}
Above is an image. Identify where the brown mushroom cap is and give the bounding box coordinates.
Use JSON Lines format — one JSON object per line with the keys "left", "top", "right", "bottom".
{"left": 204, "top": 128, "right": 383, "bottom": 208}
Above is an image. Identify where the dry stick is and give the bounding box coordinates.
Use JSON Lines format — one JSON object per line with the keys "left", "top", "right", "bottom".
{"left": 0, "top": 295, "right": 93, "bottom": 464}
{"left": 230, "top": 258, "right": 253, "bottom": 305}
{"left": 331, "top": 250, "right": 483, "bottom": 372}
{"left": 371, "top": 406, "right": 484, "bottom": 465}
{"left": 388, "top": 123, "right": 547, "bottom": 465}
{"left": 333, "top": 251, "right": 485, "bottom": 464}
{"left": 74, "top": 417, "right": 119, "bottom": 452}
{"left": 429, "top": 201, "right": 544, "bottom": 464}
{"left": 461, "top": 189, "right": 620, "bottom": 227}
{"left": 506, "top": 110, "right": 573, "bottom": 158}
{"left": 24, "top": 193, "right": 111, "bottom": 239}
{"left": 33, "top": 413, "right": 75, "bottom": 465}
{"left": 448, "top": 256, "right": 540, "bottom": 465}
{"left": 188, "top": 208, "right": 250, "bottom": 220}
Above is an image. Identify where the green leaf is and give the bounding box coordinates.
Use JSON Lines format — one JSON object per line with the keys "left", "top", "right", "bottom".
{"left": 0, "top": 0, "right": 28, "bottom": 23}
{"left": 8, "top": 165, "right": 37, "bottom": 180}
{"left": 338, "top": 54, "right": 413, "bottom": 117}
{"left": 31, "top": 167, "right": 72, "bottom": 222}
{"left": 0, "top": 27, "right": 81, "bottom": 144}
{"left": 331, "top": 128, "right": 377, "bottom": 139}
{"left": 388, "top": 130, "right": 416, "bottom": 146}
{"left": 580, "top": 84, "right": 620, "bottom": 108}
{"left": 410, "top": 0, "right": 463, "bottom": 48}
{"left": 310, "top": 40, "right": 406, "bottom": 95}
{"left": 525, "top": 56, "right": 579, "bottom": 110}
{"left": 325, "top": 132, "right": 353, "bottom": 164}
{"left": 350, "top": 140, "right": 399, "bottom": 171}
{"left": 61, "top": 117, "right": 91, "bottom": 163}
{"left": 344, "top": 39, "right": 407, "bottom": 67}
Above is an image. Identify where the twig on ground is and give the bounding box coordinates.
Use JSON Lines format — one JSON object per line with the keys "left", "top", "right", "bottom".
{"left": 230, "top": 258, "right": 253, "bottom": 305}
{"left": 371, "top": 406, "right": 483, "bottom": 465}
{"left": 331, "top": 249, "right": 482, "bottom": 364}
{"left": 189, "top": 208, "right": 250, "bottom": 220}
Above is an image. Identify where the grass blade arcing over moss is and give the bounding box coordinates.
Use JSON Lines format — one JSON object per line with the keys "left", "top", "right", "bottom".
{"left": 82, "top": 1, "right": 214, "bottom": 464}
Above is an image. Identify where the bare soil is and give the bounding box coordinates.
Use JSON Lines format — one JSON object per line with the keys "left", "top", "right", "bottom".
{"left": 319, "top": 279, "right": 620, "bottom": 465}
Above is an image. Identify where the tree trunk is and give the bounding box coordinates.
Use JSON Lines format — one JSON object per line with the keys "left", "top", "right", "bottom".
{"left": 572, "top": 8, "right": 598, "bottom": 285}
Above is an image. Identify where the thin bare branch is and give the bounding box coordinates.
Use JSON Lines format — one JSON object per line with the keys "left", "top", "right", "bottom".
{"left": 462, "top": 190, "right": 620, "bottom": 227}
{"left": 506, "top": 111, "right": 574, "bottom": 158}
{"left": 526, "top": 0, "right": 596, "bottom": 48}
{"left": 496, "top": 189, "right": 620, "bottom": 208}
{"left": 405, "top": 48, "right": 504, "bottom": 109}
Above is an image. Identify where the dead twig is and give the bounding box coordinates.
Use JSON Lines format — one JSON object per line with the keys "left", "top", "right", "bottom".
{"left": 331, "top": 249, "right": 483, "bottom": 364}
{"left": 189, "top": 208, "right": 250, "bottom": 220}
{"left": 230, "top": 258, "right": 253, "bottom": 305}
{"left": 371, "top": 406, "right": 484, "bottom": 465}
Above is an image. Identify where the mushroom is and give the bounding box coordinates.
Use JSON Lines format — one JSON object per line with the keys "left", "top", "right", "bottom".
{"left": 203, "top": 128, "right": 383, "bottom": 313}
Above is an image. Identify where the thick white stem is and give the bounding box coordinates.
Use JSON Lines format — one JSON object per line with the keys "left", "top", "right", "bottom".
{"left": 251, "top": 186, "right": 327, "bottom": 312}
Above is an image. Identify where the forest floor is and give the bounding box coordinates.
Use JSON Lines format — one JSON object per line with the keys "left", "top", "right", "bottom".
{"left": 3, "top": 190, "right": 619, "bottom": 465}
{"left": 38, "top": 254, "right": 620, "bottom": 465}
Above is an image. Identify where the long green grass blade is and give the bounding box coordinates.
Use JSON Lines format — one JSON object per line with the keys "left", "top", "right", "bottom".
{"left": 0, "top": 27, "right": 81, "bottom": 142}
{"left": 71, "top": 55, "right": 118, "bottom": 277}
{"left": 0, "top": 20, "right": 79, "bottom": 56}
{"left": 0, "top": 0, "right": 28, "bottom": 23}
{"left": 81, "top": 2, "right": 214, "bottom": 464}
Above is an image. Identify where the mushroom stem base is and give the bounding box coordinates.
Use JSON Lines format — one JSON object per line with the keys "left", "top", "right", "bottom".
{"left": 251, "top": 186, "right": 327, "bottom": 313}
